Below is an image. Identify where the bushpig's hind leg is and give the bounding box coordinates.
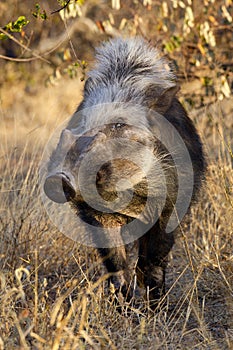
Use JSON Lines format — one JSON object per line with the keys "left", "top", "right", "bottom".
{"left": 137, "top": 221, "right": 175, "bottom": 308}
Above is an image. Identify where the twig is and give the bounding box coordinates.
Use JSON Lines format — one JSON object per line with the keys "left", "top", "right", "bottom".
{"left": 51, "top": 0, "right": 72, "bottom": 15}
{"left": 0, "top": 54, "right": 40, "bottom": 62}
{"left": 0, "top": 28, "right": 50, "bottom": 64}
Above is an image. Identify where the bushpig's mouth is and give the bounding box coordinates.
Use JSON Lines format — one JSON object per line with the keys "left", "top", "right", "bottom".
{"left": 44, "top": 172, "right": 76, "bottom": 204}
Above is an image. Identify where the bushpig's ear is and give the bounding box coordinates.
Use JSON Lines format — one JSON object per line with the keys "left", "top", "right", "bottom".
{"left": 145, "top": 85, "right": 180, "bottom": 114}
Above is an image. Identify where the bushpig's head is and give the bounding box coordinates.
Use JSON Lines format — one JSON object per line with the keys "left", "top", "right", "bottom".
{"left": 43, "top": 82, "right": 181, "bottom": 220}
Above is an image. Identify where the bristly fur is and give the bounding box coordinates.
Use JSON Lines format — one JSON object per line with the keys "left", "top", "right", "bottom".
{"left": 83, "top": 37, "right": 177, "bottom": 107}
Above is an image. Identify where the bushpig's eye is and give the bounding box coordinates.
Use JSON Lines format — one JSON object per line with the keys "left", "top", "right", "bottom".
{"left": 111, "top": 123, "right": 126, "bottom": 130}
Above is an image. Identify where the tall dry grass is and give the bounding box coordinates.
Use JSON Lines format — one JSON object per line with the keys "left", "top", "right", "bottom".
{"left": 0, "top": 72, "right": 232, "bottom": 349}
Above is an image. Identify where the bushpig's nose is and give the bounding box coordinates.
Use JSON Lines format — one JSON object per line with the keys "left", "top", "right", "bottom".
{"left": 44, "top": 172, "right": 75, "bottom": 204}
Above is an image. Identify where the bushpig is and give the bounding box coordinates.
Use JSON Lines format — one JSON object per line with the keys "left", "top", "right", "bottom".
{"left": 43, "top": 37, "right": 206, "bottom": 307}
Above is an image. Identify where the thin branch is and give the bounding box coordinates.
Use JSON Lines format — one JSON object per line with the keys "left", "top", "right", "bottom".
{"left": 0, "top": 54, "right": 40, "bottom": 62}
{"left": 63, "top": 18, "right": 78, "bottom": 61}
{"left": 51, "top": 0, "right": 72, "bottom": 15}
{"left": 0, "top": 28, "right": 50, "bottom": 64}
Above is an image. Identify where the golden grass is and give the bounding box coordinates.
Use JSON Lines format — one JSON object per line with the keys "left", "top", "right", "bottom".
{"left": 0, "top": 75, "right": 232, "bottom": 349}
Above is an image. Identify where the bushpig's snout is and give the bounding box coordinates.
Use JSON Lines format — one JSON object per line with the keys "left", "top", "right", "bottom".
{"left": 43, "top": 128, "right": 109, "bottom": 205}
{"left": 44, "top": 172, "right": 76, "bottom": 204}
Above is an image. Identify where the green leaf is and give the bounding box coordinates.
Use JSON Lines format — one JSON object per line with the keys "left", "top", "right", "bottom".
{"left": 5, "top": 16, "right": 29, "bottom": 33}
{"left": 0, "top": 33, "right": 7, "bottom": 40}
{"left": 32, "top": 3, "right": 48, "bottom": 20}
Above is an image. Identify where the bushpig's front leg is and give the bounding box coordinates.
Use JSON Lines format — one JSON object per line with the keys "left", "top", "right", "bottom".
{"left": 98, "top": 240, "right": 140, "bottom": 302}
{"left": 137, "top": 222, "right": 175, "bottom": 308}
